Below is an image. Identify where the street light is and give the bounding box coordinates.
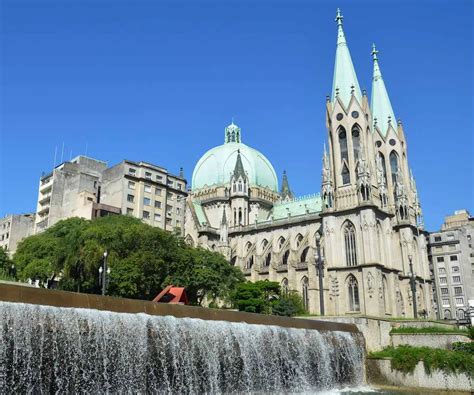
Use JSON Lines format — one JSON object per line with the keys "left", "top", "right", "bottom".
{"left": 98, "top": 250, "right": 110, "bottom": 296}
{"left": 408, "top": 254, "right": 417, "bottom": 319}
{"left": 315, "top": 229, "right": 325, "bottom": 316}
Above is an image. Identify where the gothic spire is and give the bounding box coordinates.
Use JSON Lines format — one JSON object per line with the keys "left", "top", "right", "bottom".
{"left": 331, "top": 8, "right": 362, "bottom": 106}
{"left": 280, "top": 170, "right": 294, "bottom": 200}
{"left": 371, "top": 44, "right": 397, "bottom": 136}
{"left": 233, "top": 149, "right": 246, "bottom": 179}
{"left": 221, "top": 206, "right": 227, "bottom": 225}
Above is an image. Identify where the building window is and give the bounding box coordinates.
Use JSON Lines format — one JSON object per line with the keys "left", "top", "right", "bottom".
{"left": 455, "top": 297, "right": 464, "bottom": 305}
{"left": 128, "top": 181, "right": 135, "bottom": 190}
{"left": 281, "top": 278, "right": 289, "bottom": 295}
{"left": 439, "top": 277, "right": 447, "bottom": 285}
{"left": 389, "top": 151, "right": 399, "bottom": 185}
{"left": 452, "top": 266, "right": 459, "bottom": 273}
{"left": 177, "top": 183, "right": 182, "bottom": 190}
{"left": 440, "top": 288, "right": 448, "bottom": 295}
{"left": 155, "top": 188, "right": 162, "bottom": 196}
{"left": 447, "top": 233, "right": 455, "bottom": 241}
{"left": 344, "top": 222, "right": 358, "bottom": 266}
{"left": 144, "top": 185, "right": 152, "bottom": 193}
{"left": 352, "top": 128, "right": 360, "bottom": 161}
{"left": 126, "top": 208, "right": 134, "bottom": 215}
{"left": 168, "top": 193, "right": 174, "bottom": 201}
{"left": 438, "top": 268, "right": 446, "bottom": 275}
{"left": 143, "top": 198, "right": 151, "bottom": 206}
{"left": 454, "top": 287, "right": 462, "bottom": 296}
{"left": 348, "top": 275, "right": 360, "bottom": 311}
{"left": 442, "top": 298, "right": 450, "bottom": 306}
{"left": 127, "top": 194, "right": 135, "bottom": 203}
{"left": 278, "top": 237, "right": 286, "bottom": 251}
{"left": 434, "top": 236, "right": 442, "bottom": 242}
{"left": 457, "top": 309, "right": 465, "bottom": 319}
{"left": 282, "top": 250, "right": 290, "bottom": 266}
{"left": 154, "top": 201, "right": 162, "bottom": 209}
{"left": 246, "top": 256, "right": 254, "bottom": 270}
{"left": 341, "top": 163, "right": 350, "bottom": 185}
{"left": 176, "top": 207, "right": 180, "bottom": 215}
{"left": 452, "top": 276, "right": 461, "bottom": 283}
{"left": 301, "top": 277, "right": 309, "bottom": 311}
{"left": 145, "top": 171, "right": 152, "bottom": 180}
{"left": 128, "top": 168, "right": 136, "bottom": 176}
{"left": 339, "top": 128, "right": 348, "bottom": 161}
{"left": 436, "top": 257, "right": 444, "bottom": 263}
{"left": 450, "top": 255, "right": 458, "bottom": 261}
{"left": 167, "top": 179, "right": 174, "bottom": 187}
{"left": 265, "top": 253, "right": 271, "bottom": 267}
{"left": 154, "top": 213, "right": 161, "bottom": 222}
{"left": 143, "top": 211, "right": 150, "bottom": 219}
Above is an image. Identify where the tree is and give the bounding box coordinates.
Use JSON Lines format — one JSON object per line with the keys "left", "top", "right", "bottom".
{"left": 231, "top": 280, "right": 280, "bottom": 314}
{"left": 231, "top": 281, "right": 307, "bottom": 316}
{"left": 0, "top": 248, "right": 14, "bottom": 280}
{"left": 13, "top": 215, "right": 244, "bottom": 304}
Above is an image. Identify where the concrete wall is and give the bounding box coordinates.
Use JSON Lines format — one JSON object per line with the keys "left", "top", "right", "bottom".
{"left": 302, "top": 315, "right": 460, "bottom": 352}
{"left": 367, "top": 358, "right": 472, "bottom": 393}
{"left": 391, "top": 333, "right": 471, "bottom": 349}
{"left": 0, "top": 283, "right": 360, "bottom": 334}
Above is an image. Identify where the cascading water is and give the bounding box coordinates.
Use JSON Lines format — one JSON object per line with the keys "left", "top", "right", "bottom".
{"left": 0, "top": 301, "right": 364, "bottom": 393}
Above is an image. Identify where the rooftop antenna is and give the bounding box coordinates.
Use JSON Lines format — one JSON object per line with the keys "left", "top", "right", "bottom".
{"left": 60, "top": 142, "right": 65, "bottom": 163}
{"left": 53, "top": 146, "right": 58, "bottom": 167}
{"left": 69, "top": 149, "right": 73, "bottom": 161}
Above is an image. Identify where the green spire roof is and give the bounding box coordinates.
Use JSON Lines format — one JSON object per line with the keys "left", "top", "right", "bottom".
{"left": 233, "top": 149, "right": 246, "bottom": 179}
{"left": 371, "top": 44, "right": 396, "bottom": 136}
{"left": 331, "top": 9, "right": 362, "bottom": 106}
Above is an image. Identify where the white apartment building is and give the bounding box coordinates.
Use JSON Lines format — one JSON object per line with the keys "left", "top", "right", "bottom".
{"left": 0, "top": 214, "right": 35, "bottom": 255}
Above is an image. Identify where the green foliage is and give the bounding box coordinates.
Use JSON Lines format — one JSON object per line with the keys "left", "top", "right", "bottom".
{"left": 13, "top": 216, "right": 244, "bottom": 303}
{"left": 0, "top": 248, "right": 16, "bottom": 281}
{"left": 390, "top": 326, "right": 469, "bottom": 335}
{"left": 469, "top": 326, "right": 474, "bottom": 340}
{"left": 452, "top": 342, "right": 474, "bottom": 354}
{"left": 231, "top": 281, "right": 307, "bottom": 316}
{"left": 272, "top": 291, "right": 307, "bottom": 317}
{"left": 231, "top": 281, "right": 280, "bottom": 314}
{"left": 369, "top": 345, "right": 474, "bottom": 377}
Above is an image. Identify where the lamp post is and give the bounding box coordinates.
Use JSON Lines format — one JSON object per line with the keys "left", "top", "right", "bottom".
{"left": 408, "top": 254, "right": 417, "bottom": 319}
{"left": 98, "top": 250, "right": 110, "bottom": 296}
{"left": 9, "top": 263, "right": 16, "bottom": 279}
{"left": 315, "top": 229, "right": 325, "bottom": 316}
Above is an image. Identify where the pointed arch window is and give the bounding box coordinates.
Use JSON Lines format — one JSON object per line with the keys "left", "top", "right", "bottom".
{"left": 389, "top": 151, "right": 399, "bottom": 185}
{"left": 301, "top": 276, "right": 309, "bottom": 311}
{"left": 282, "top": 250, "right": 290, "bottom": 266}
{"left": 444, "top": 309, "right": 451, "bottom": 319}
{"left": 295, "top": 234, "right": 304, "bottom": 248}
{"left": 281, "top": 278, "right": 289, "bottom": 295}
{"left": 344, "top": 222, "right": 358, "bottom": 266}
{"left": 245, "top": 242, "right": 252, "bottom": 253}
{"left": 339, "top": 128, "right": 348, "bottom": 162}
{"left": 233, "top": 209, "right": 236, "bottom": 225}
{"left": 261, "top": 239, "right": 268, "bottom": 252}
{"left": 379, "top": 152, "right": 388, "bottom": 183}
{"left": 278, "top": 237, "right": 286, "bottom": 251}
{"left": 348, "top": 275, "right": 360, "bottom": 311}
{"left": 352, "top": 127, "right": 360, "bottom": 161}
{"left": 230, "top": 256, "right": 237, "bottom": 266}
{"left": 238, "top": 181, "right": 243, "bottom": 192}
{"left": 238, "top": 209, "right": 243, "bottom": 225}
{"left": 246, "top": 256, "right": 254, "bottom": 270}
{"left": 265, "top": 252, "right": 271, "bottom": 267}
{"left": 341, "top": 163, "right": 350, "bottom": 185}
{"left": 300, "top": 247, "right": 309, "bottom": 263}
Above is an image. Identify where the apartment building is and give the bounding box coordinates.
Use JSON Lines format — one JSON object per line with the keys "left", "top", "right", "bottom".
{"left": 0, "top": 214, "right": 35, "bottom": 255}
{"left": 34, "top": 156, "right": 187, "bottom": 234}
{"left": 101, "top": 160, "right": 187, "bottom": 232}
{"left": 428, "top": 210, "right": 474, "bottom": 320}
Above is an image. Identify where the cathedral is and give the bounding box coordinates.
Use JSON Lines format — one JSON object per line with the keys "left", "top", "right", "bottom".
{"left": 184, "top": 10, "right": 434, "bottom": 318}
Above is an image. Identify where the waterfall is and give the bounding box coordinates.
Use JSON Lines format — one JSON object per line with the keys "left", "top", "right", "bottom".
{"left": 0, "top": 301, "right": 364, "bottom": 393}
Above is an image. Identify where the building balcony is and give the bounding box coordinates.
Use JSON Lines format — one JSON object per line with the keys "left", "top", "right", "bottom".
{"left": 37, "top": 206, "right": 50, "bottom": 216}
{"left": 38, "top": 194, "right": 52, "bottom": 205}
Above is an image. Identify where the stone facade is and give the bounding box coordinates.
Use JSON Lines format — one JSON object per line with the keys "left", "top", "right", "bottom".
{"left": 428, "top": 209, "right": 474, "bottom": 320}
{"left": 184, "top": 10, "right": 434, "bottom": 318}
{"left": 0, "top": 214, "right": 35, "bottom": 255}
{"left": 34, "top": 156, "right": 187, "bottom": 234}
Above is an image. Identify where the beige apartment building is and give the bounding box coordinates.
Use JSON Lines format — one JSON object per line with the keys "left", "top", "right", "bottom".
{"left": 428, "top": 210, "right": 474, "bottom": 320}
{"left": 34, "top": 156, "right": 187, "bottom": 234}
{"left": 0, "top": 214, "right": 35, "bottom": 255}
{"left": 101, "top": 160, "right": 187, "bottom": 232}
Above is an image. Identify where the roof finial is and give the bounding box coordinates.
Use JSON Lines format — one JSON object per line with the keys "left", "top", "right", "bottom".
{"left": 231, "top": 116, "right": 234, "bottom": 124}
{"left": 335, "top": 8, "right": 343, "bottom": 27}
{"left": 371, "top": 43, "right": 378, "bottom": 61}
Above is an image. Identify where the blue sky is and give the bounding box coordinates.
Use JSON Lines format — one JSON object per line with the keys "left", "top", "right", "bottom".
{"left": 1, "top": 0, "right": 472, "bottom": 231}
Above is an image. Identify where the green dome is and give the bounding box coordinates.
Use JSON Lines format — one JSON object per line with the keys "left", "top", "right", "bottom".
{"left": 192, "top": 124, "right": 278, "bottom": 192}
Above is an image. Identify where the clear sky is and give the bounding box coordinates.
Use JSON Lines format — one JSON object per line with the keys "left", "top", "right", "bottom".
{"left": 1, "top": 0, "right": 472, "bottom": 231}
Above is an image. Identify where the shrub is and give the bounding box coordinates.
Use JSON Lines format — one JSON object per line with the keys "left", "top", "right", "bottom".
{"left": 452, "top": 342, "right": 474, "bottom": 354}
{"left": 369, "top": 345, "right": 474, "bottom": 377}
